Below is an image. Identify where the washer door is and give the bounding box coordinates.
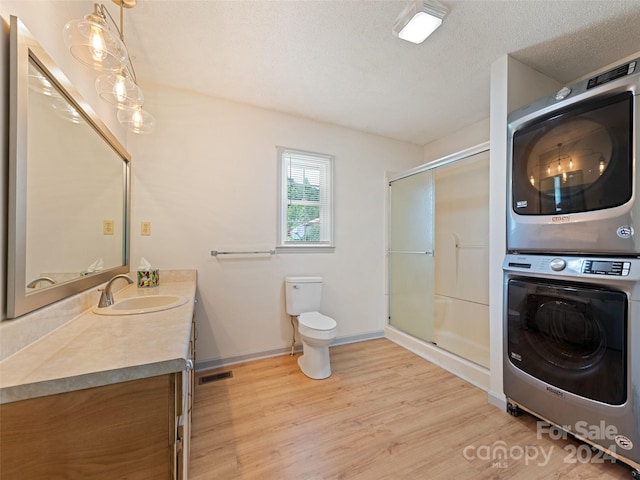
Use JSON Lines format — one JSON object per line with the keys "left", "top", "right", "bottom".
{"left": 507, "top": 277, "right": 627, "bottom": 405}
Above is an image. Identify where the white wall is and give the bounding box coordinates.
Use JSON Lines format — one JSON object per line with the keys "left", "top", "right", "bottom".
{"left": 423, "top": 118, "right": 490, "bottom": 163}
{"left": 487, "top": 56, "right": 561, "bottom": 408}
{"left": 0, "top": 3, "right": 422, "bottom": 351}
{"left": 127, "top": 82, "right": 423, "bottom": 366}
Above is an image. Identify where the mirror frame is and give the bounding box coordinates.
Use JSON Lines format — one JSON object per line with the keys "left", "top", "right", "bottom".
{"left": 7, "top": 16, "right": 131, "bottom": 319}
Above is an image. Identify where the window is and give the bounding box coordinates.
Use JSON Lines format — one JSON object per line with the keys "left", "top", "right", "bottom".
{"left": 277, "top": 147, "right": 334, "bottom": 248}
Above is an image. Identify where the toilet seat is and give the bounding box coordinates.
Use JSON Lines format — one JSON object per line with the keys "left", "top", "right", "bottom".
{"left": 299, "top": 312, "right": 337, "bottom": 331}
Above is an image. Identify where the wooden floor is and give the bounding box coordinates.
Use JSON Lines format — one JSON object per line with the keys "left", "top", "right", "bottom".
{"left": 190, "top": 338, "right": 633, "bottom": 479}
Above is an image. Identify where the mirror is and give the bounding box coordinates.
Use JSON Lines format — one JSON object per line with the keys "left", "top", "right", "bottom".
{"left": 7, "top": 16, "right": 130, "bottom": 318}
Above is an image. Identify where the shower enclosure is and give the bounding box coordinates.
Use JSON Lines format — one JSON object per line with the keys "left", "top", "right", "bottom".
{"left": 388, "top": 145, "right": 490, "bottom": 368}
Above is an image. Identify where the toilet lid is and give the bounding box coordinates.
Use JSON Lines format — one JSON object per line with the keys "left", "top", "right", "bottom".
{"left": 299, "top": 312, "right": 336, "bottom": 331}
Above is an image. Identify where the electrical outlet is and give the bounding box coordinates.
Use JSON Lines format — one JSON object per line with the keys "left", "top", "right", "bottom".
{"left": 141, "top": 221, "right": 151, "bottom": 236}
{"left": 103, "top": 220, "right": 114, "bottom": 235}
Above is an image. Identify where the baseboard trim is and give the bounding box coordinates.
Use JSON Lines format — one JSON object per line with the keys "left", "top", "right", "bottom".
{"left": 488, "top": 390, "right": 507, "bottom": 411}
{"left": 195, "top": 330, "right": 385, "bottom": 372}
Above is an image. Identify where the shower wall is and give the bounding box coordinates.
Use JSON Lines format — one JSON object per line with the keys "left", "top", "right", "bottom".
{"left": 434, "top": 152, "right": 490, "bottom": 367}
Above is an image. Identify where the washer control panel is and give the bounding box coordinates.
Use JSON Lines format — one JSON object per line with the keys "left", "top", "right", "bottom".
{"left": 582, "top": 259, "right": 630, "bottom": 276}
{"left": 503, "top": 254, "right": 639, "bottom": 280}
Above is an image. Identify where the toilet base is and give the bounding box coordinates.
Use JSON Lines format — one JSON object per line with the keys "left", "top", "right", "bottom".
{"left": 297, "top": 344, "right": 332, "bottom": 379}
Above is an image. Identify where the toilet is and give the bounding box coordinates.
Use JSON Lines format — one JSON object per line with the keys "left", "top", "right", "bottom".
{"left": 284, "top": 276, "right": 337, "bottom": 379}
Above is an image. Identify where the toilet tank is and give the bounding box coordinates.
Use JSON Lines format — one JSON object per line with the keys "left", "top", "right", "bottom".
{"left": 285, "top": 276, "right": 323, "bottom": 316}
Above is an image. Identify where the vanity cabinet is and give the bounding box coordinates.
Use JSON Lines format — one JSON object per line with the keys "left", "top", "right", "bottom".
{"left": 176, "top": 319, "right": 196, "bottom": 479}
{"left": 0, "top": 321, "right": 196, "bottom": 479}
{"left": 1, "top": 372, "right": 193, "bottom": 479}
{"left": 0, "top": 271, "right": 197, "bottom": 479}
{"left": 0, "top": 374, "right": 176, "bottom": 478}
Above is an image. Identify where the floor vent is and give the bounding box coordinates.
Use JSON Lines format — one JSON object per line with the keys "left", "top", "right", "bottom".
{"left": 198, "top": 371, "right": 233, "bottom": 385}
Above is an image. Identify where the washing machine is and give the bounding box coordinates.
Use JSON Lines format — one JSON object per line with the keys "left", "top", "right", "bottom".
{"left": 503, "top": 253, "right": 640, "bottom": 475}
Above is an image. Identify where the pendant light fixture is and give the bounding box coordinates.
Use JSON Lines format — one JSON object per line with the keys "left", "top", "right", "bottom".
{"left": 117, "top": 107, "right": 156, "bottom": 134}
{"left": 63, "top": 0, "right": 155, "bottom": 134}
{"left": 95, "top": 70, "right": 144, "bottom": 110}
{"left": 62, "top": 3, "right": 127, "bottom": 72}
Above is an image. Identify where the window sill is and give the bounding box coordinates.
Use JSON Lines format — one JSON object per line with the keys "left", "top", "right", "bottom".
{"left": 276, "top": 245, "right": 335, "bottom": 254}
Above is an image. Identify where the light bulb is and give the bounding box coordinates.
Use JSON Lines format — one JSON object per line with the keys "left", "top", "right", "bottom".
{"left": 557, "top": 160, "right": 562, "bottom": 172}
{"left": 569, "top": 158, "right": 573, "bottom": 169}
{"left": 89, "top": 25, "right": 108, "bottom": 62}
{"left": 529, "top": 175, "right": 535, "bottom": 186}
{"left": 118, "top": 107, "right": 156, "bottom": 134}
{"left": 112, "top": 74, "right": 127, "bottom": 103}
{"left": 132, "top": 109, "right": 143, "bottom": 128}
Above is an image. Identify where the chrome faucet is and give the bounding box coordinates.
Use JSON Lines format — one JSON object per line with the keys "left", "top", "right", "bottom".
{"left": 97, "top": 274, "right": 134, "bottom": 308}
{"left": 26, "top": 276, "right": 56, "bottom": 288}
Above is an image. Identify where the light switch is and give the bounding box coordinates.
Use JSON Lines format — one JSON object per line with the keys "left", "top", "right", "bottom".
{"left": 141, "top": 221, "right": 151, "bottom": 236}
{"left": 103, "top": 220, "right": 114, "bottom": 235}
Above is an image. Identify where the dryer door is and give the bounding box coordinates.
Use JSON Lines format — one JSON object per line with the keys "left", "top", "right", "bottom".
{"left": 511, "top": 92, "right": 632, "bottom": 216}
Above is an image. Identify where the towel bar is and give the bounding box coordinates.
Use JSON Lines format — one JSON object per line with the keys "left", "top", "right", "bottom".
{"left": 210, "top": 249, "right": 276, "bottom": 256}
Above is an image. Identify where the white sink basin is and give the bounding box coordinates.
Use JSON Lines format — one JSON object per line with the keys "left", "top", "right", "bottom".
{"left": 92, "top": 294, "right": 188, "bottom": 316}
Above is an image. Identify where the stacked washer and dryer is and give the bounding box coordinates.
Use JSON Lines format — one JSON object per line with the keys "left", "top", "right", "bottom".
{"left": 504, "top": 58, "right": 640, "bottom": 477}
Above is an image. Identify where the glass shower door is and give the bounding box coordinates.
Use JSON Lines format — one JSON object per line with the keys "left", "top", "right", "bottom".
{"left": 388, "top": 170, "right": 435, "bottom": 342}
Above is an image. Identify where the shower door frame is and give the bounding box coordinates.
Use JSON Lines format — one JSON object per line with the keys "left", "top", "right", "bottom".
{"left": 386, "top": 141, "right": 490, "bottom": 372}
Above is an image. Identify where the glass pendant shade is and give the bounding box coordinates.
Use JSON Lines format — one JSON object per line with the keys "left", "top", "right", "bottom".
{"left": 96, "top": 71, "right": 144, "bottom": 110}
{"left": 118, "top": 107, "right": 156, "bottom": 134}
{"left": 63, "top": 14, "right": 127, "bottom": 72}
{"left": 63, "top": 3, "right": 156, "bottom": 134}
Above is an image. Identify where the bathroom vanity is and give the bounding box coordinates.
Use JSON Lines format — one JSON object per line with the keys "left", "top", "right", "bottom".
{"left": 2, "top": 15, "right": 197, "bottom": 478}
{"left": 0, "top": 271, "right": 196, "bottom": 479}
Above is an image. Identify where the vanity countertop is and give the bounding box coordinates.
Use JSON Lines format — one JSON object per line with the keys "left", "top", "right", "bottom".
{"left": 0, "top": 272, "right": 196, "bottom": 404}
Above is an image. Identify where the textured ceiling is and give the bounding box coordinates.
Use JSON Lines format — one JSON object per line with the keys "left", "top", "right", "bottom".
{"left": 119, "top": 0, "right": 640, "bottom": 145}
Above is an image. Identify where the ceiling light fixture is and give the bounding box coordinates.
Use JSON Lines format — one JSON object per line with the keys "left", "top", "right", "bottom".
{"left": 63, "top": 0, "right": 155, "bottom": 134}
{"left": 392, "top": 0, "right": 448, "bottom": 44}
{"left": 95, "top": 70, "right": 144, "bottom": 110}
{"left": 117, "top": 106, "right": 156, "bottom": 134}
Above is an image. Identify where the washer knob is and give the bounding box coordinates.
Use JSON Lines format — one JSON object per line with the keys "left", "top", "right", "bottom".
{"left": 555, "top": 86, "right": 572, "bottom": 100}
{"left": 550, "top": 258, "right": 566, "bottom": 271}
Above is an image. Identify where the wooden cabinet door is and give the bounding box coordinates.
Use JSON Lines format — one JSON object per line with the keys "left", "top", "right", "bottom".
{"left": 0, "top": 374, "right": 175, "bottom": 479}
